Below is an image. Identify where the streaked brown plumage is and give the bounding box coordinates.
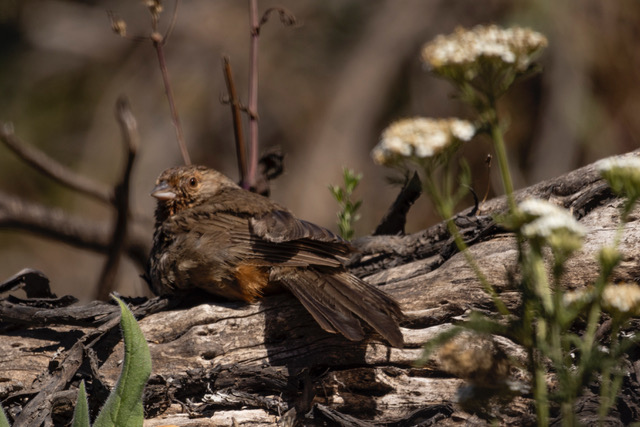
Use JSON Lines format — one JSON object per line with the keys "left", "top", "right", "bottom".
{"left": 147, "top": 165, "right": 404, "bottom": 347}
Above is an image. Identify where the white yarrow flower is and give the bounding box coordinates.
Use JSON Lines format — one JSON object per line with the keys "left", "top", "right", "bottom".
{"left": 563, "top": 288, "right": 593, "bottom": 308}
{"left": 421, "top": 25, "right": 547, "bottom": 100}
{"left": 372, "top": 118, "right": 475, "bottom": 166}
{"left": 422, "top": 25, "right": 548, "bottom": 72}
{"left": 519, "top": 198, "right": 569, "bottom": 219}
{"left": 521, "top": 214, "right": 586, "bottom": 239}
{"left": 596, "top": 156, "right": 640, "bottom": 172}
{"left": 602, "top": 283, "right": 640, "bottom": 317}
{"left": 596, "top": 156, "right": 640, "bottom": 202}
{"left": 518, "top": 198, "right": 586, "bottom": 247}
{"left": 450, "top": 120, "right": 476, "bottom": 141}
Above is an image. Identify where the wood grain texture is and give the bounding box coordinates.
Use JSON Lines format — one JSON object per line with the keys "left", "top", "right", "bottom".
{"left": 2, "top": 152, "right": 640, "bottom": 425}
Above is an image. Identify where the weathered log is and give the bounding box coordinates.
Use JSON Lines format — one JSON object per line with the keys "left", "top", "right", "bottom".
{"left": 1, "top": 153, "right": 640, "bottom": 426}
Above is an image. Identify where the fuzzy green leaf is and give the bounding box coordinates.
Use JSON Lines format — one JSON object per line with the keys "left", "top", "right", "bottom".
{"left": 93, "top": 296, "right": 151, "bottom": 427}
{"left": 71, "top": 380, "right": 90, "bottom": 427}
{"left": 0, "top": 404, "right": 10, "bottom": 427}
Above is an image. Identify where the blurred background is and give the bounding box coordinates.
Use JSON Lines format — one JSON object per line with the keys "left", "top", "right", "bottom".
{"left": 0, "top": 0, "right": 638, "bottom": 300}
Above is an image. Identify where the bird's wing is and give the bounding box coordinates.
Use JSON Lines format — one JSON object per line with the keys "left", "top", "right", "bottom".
{"left": 250, "top": 210, "right": 356, "bottom": 266}
{"left": 249, "top": 209, "right": 353, "bottom": 263}
{"left": 174, "top": 209, "right": 346, "bottom": 268}
{"left": 249, "top": 209, "right": 345, "bottom": 244}
{"left": 199, "top": 187, "right": 352, "bottom": 255}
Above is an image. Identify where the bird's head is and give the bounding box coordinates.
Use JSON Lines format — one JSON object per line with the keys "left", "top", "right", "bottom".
{"left": 151, "top": 165, "right": 238, "bottom": 222}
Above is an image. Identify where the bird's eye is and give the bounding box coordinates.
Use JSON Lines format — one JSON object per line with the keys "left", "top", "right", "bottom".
{"left": 189, "top": 177, "right": 198, "bottom": 187}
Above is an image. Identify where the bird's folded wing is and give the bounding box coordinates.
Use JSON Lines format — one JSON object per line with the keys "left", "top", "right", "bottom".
{"left": 249, "top": 210, "right": 347, "bottom": 245}
{"left": 170, "top": 210, "right": 343, "bottom": 268}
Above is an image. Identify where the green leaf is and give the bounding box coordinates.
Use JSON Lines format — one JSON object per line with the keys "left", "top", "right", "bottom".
{"left": 71, "top": 380, "right": 90, "bottom": 427}
{"left": 93, "top": 296, "right": 151, "bottom": 427}
{"left": 0, "top": 404, "right": 10, "bottom": 427}
{"left": 329, "top": 167, "right": 363, "bottom": 240}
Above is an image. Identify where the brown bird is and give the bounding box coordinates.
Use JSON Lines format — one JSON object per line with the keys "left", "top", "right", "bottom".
{"left": 147, "top": 165, "right": 404, "bottom": 347}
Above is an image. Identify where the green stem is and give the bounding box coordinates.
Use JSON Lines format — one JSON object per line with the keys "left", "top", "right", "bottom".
{"left": 424, "top": 176, "right": 510, "bottom": 316}
{"left": 530, "top": 248, "right": 553, "bottom": 315}
{"left": 599, "top": 320, "right": 620, "bottom": 421}
{"left": 447, "top": 219, "right": 510, "bottom": 316}
{"left": 522, "top": 295, "right": 549, "bottom": 427}
{"left": 533, "top": 354, "right": 550, "bottom": 427}
{"left": 579, "top": 300, "right": 601, "bottom": 375}
{"left": 561, "top": 401, "right": 576, "bottom": 427}
{"left": 490, "top": 118, "right": 517, "bottom": 212}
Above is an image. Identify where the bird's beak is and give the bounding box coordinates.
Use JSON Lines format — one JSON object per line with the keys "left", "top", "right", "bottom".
{"left": 151, "top": 181, "right": 176, "bottom": 200}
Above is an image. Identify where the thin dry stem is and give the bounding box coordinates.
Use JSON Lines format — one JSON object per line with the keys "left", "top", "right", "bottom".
{"left": 109, "top": 1, "right": 190, "bottom": 164}
{"left": 482, "top": 154, "right": 492, "bottom": 203}
{"left": 154, "top": 37, "right": 191, "bottom": 165}
{"left": 260, "top": 7, "right": 297, "bottom": 28}
{"left": 165, "top": 0, "right": 180, "bottom": 41}
{"left": 0, "top": 190, "right": 149, "bottom": 268}
{"left": 0, "top": 123, "right": 114, "bottom": 204}
{"left": 145, "top": 0, "right": 190, "bottom": 165}
{"left": 222, "top": 56, "right": 248, "bottom": 186}
{"left": 246, "top": 0, "right": 260, "bottom": 188}
{"left": 95, "top": 97, "right": 139, "bottom": 301}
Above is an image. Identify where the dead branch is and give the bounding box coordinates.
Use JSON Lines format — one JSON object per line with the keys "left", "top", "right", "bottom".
{"left": 0, "top": 123, "right": 113, "bottom": 204}
{"left": 0, "top": 190, "right": 150, "bottom": 269}
{"left": 373, "top": 171, "right": 422, "bottom": 236}
{"left": 0, "top": 268, "right": 54, "bottom": 299}
{"left": 95, "top": 97, "right": 139, "bottom": 300}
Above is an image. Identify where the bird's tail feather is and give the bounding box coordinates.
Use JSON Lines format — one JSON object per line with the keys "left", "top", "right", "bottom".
{"left": 274, "top": 267, "right": 404, "bottom": 347}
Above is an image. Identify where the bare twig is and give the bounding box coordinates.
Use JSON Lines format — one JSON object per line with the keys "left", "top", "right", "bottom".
{"left": 259, "top": 7, "right": 297, "bottom": 28}
{"left": 245, "top": 2, "right": 296, "bottom": 190}
{"left": 0, "top": 123, "right": 114, "bottom": 204}
{"left": 253, "top": 148, "right": 284, "bottom": 196}
{"left": 152, "top": 34, "right": 190, "bottom": 165}
{"left": 482, "top": 154, "right": 492, "bottom": 204}
{"left": 109, "top": 2, "right": 189, "bottom": 164}
{"left": 246, "top": 0, "right": 260, "bottom": 189}
{"left": 12, "top": 339, "right": 85, "bottom": 426}
{"left": 164, "top": 0, "right": 180, "bottom": 41}
{"left": 144, "top": 0, "right": 190, "bottom": 165}
{"left": 222, "top": 56, "right": 248, "bottom": 187}
{"left": 373, "top": 172, "right": 422, "bottom": 236}
{"left": 0, "top": 268, "right": 54, "bottom": 299}
{"left": 95, "top": 97, "right": 139, "bottom": 301}
{"left": 0, "top": 190, "right": 149, "bottom": 269}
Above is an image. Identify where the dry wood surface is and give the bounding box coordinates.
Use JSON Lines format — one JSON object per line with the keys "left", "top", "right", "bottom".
{"left": 2, "top": 153, "right": 640, "bottom": 426}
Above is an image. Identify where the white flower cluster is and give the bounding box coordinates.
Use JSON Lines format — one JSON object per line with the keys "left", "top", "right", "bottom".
{"left": 596, "top": 156, "right": 640, "bottom": 186}
{"left": 596, "top": 156, "right": 640, "bottom": 172}
{"left": 601, "top": 283, "right": 640, "bottom": 316}
{"left": 596, "top": 155, "right": 640, "bottom": 202}
{"left": 562, "top": 288, "right": 593, "bottom": 308}
{"left": 371, "top": 118, "right": 475, "bottom": 166}
{"left": 422, "top": 25, "right": 548, "bottom": 73}
{"left": 519, "top": 198, "right": 586, "bottom": 240}
{"left": 564, "top": 283, "right": 640, "bottom": 318}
